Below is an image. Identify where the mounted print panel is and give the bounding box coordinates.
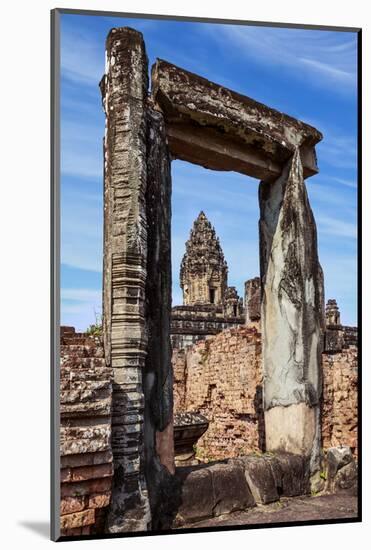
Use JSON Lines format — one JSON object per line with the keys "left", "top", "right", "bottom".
{"left": 51, "top": 8, "right": 361, "bottom": 542}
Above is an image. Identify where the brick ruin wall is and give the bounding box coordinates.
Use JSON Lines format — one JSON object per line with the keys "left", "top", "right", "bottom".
{"left": 59, "top": 322, "right": 358, "bottom": 534}
{"left": 173, "top": 326, "right": 264, "bottom": 460}
{"left": 322, "top": 346, "right": 358, "bottom": 456}
{"left": 173, "top": 325, "right": 358, "bottom": 461}
{"left": 60, "top": 327, "right": 113, "bottom": 536}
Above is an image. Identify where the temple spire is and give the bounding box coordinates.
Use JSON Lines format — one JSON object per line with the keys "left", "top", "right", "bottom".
{"left": 180, "top": 212, "right": 228, "bottom": 305}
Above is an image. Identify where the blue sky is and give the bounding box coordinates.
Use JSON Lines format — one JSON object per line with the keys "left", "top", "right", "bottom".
{"left": 60, "top": 13, "right": 358, "bottom": 330}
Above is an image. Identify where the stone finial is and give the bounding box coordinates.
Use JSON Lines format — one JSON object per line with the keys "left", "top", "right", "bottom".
{"left": 326, "top": 299, "right": 341, "bottom": 326}
{"left": 180, "top": 212, "right": 228, "bottom": 306}
{"left": 224, "top": 286, "right": 242, "bottom": 317}
{"left": 244, "top": 277, "right": 261, "bottom": 323}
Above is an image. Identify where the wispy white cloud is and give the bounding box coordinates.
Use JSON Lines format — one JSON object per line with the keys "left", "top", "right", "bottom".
{"left": 317, "top": 132, "right": 357, "bottom": 170}
{"left": 299, "top": 58, "right": 354, "bottom": 84}
{"left": 317, "top": 215, "right": 357, "bottom": 239}
{"left": 326, "top": 176, "right": 357, "bottom": 189}
{"left": 61, "top": 188, "right": 103, "bottom": 272}
{"left": 61, "top": 119, "right": 104, "bottom": 179}
{"left": 209, "top": 25, "right": 357, "bottom": 93}
{"left": 61, "top": 287, "right": 102, "bottom": 330}
{"left": 307, "top": 182, "right": 356, "bottom": 215}
{"left": 61, "top": 248, "right": 101, "bottom": 273}
{"left": 61, "top": 28, "right": 105, "bottom": 86}
{"left": 61, "top": 151, "right": 103, "bottom": 180}
{"left": 61, "top": 288, "right": 102, "bottom": 302}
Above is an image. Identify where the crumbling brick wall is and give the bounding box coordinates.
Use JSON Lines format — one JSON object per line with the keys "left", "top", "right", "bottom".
{"left": 173, "top": 326, "right": 263, "bottom": 460}
{"left": 173, "top": 348, "right": 187, "bottom": 412}
{"left": 173, "top": 325, "right": 358, "bottom": 460}
{"left": 60, "top": 327, "right": 113, "bottom": 536}
{"left": 322, "top": 346, "right": 358, "bottom": 456}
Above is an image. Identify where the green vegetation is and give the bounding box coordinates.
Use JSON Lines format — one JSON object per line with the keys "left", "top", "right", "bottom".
{"left": 85, "top": 311, "right": 103, "bottom": 336}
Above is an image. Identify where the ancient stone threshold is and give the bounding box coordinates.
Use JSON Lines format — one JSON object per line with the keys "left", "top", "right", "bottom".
{"left": 172, "top": 448, "right": 357, "bottom": 528}
{"left": 178, "top": 494, "right": 358, "bottom": 529}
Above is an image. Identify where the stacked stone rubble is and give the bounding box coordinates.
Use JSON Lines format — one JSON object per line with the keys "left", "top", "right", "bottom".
{"left": 60, "top": 327, "right": 113, "bottom": 536}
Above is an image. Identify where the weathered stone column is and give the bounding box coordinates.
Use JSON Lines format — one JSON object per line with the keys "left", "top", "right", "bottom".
{"left": 259, "top": 148, "right": 325, "bottom": 479}
{"left": 144, "top": 104, "right": 180, "bottom": 529}
{"left": 100, "top": 27, "right": 151, "bottom": 532}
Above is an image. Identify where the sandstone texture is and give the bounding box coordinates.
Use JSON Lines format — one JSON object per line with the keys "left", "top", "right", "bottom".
{"left": 174, "top": 451, "right": 309, "bottom": 526}
{"left": 245, "top": 277, "right": 261, "bottom": 323}
{"left": 152, "top": 59, "right": 321, "bottom": 181}
{"left": 101, "top": 26, "right": 151, "bottom": 533}
{"left": 60, "top": 328, "right": 114, "bottom": 537}
{"left": 144, "top": 104, "right": 179, "bottom": 530}
{"left": 170, "top": 303, "right": 245, "bottom": 350}
{"left": 177, "top": 493, "right": 358, "bottom": 529}
{"left": 173, "top": 412, "right": 209, "bottom": 466}
{"left": 259, "top": 149, "right": 325, "bottom": 474}
{"left": 174, "top": 461, "right": 254, "bottom": 525}
{"left": 325, "top": 446, "right": 358, "bottom": 495}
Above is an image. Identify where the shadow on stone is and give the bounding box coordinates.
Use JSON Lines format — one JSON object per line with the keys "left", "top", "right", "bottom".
{"left": 254, "top": 384, "right": 266, "bottom": 452}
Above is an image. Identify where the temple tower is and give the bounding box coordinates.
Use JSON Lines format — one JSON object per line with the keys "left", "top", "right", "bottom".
{"left": 180, "top": 212, "right": 228, "bottom": 305}
{"left": 326, "top": 299, "right": 341, "bottom": 326}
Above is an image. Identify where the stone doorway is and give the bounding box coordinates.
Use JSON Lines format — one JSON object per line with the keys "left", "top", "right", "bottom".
{"left": 100, "top": 26, "right": 324, "bottom": 532}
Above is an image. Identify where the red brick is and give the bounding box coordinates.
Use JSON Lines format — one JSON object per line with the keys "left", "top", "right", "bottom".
{"left": 60, "top": 495, "right": 86, "bottom": 515}
{"left": 88, "top": 491, "right": 111, "bottom": 509}
{"left": 60, "top": 509, "right": 95, "bottom": 530}
{"left": 61, "top": 477, "right": 112, "bottom": 498}
{"left": 70, "top": 463, "right": 113, "bottom": 482}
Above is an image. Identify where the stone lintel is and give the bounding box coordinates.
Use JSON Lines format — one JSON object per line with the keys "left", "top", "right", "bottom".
{"left": 151, "top": 59, "right": 322, "bottom": 181}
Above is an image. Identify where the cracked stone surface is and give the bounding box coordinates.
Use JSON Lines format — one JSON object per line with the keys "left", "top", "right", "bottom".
{"left": 101, "top": 26, "right": 151, "bottom": 534}
{"left": 177, "top": 494, "right": 358, "bottom": 528}
{"left": 151, "top": 59, "right": 322, "bottom": 181}
{"left": 259, "top": 148, "right": 325, "bottom": 474}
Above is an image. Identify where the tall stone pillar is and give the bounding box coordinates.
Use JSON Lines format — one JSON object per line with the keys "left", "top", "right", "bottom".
{"left": 259, "top": 148, "right": 325, "bottom": 479}
{"left": 101, "top": 27, "right": 151, "bottom": 532}
{"left": 143, "top": 104, "right": 180, "bottom": 529}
